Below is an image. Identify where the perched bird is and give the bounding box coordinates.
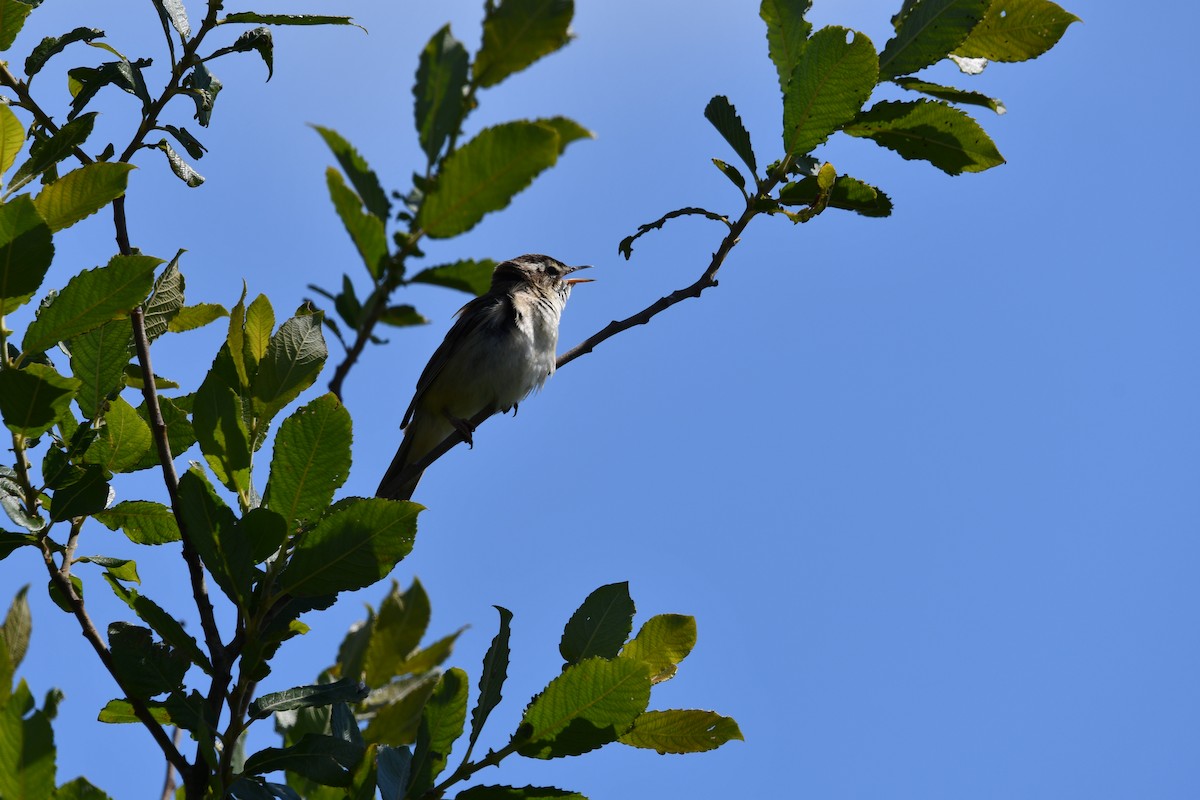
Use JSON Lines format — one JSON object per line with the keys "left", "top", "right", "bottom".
{"left": 375, "top": 254, "right": 592, "bottom": 501}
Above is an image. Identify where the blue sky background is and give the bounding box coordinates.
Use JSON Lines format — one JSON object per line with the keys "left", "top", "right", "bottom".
{"left": 2, "top": 1, "right": 1198, "bottom": 797}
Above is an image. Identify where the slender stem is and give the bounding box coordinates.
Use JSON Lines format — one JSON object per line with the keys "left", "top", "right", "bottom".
{"left": 424, "top": 739, "right": 519, "bottom": 800}
{"left": 0, "top": 62, "right": 95, "bottom": 167}
{"left": 160, "top": 727, "right": 184, "bottom": 800}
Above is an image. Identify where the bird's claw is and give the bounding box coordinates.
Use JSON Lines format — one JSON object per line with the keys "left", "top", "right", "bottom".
{"left": 446, "top": 413, "right": 476, "bottom": 448}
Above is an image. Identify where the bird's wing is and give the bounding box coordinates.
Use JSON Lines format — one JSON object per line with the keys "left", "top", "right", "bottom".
{"left": 400, "top": 293, "right": 507, "bottom": 429}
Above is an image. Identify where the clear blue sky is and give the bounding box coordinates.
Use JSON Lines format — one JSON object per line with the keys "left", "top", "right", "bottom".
{"left": 2, "top": 1, "right": 1197, "bottom": 797}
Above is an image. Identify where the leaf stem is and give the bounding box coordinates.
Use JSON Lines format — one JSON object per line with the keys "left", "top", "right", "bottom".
{"left": 424, "top": 739, "right": 520, "bottom": 799}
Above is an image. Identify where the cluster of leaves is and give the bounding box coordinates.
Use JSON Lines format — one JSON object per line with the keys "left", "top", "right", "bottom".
{"left": 308, "top": 0, "right": 592, "bottom": 398}
{"left": 231, "top": 581, "right": 739, "bottom": 800}
{"left": 621, "top": 0, "right": 1079, "bottom": 256}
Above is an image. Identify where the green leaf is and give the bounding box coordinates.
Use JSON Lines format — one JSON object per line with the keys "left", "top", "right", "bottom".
{"left": 618, "top": 709, "right": 743, "bottom": 754}
{"left": 108, "top": 621, "right": 188, "bottom": 699}
{"left": 181, "top": 62, "right": 221, "bottom": 127}
{"left": 468, "top": 606, "right": 512, "bottom": 754}
{"left": 379, "top": 305, "right": 428, "bottom": 327}
{"left": 24, "top": 27, "right": 105, "bottom": 78}
{"left": 243, "top": 293, "right": 274, "bottom": 375}
{"left": 1, "top": 585, "right": 30, "bottom": 678}
{"left": 160, "top": 125, "right": 207, "bottom": 160}
{"left": 518, "top": 656, "right": 651, "bottom": 759}
{"left": 177, "top": 467, "right": 253, "bottom": 608}
{"left": 149, "top": 139, "right": 204, "bottom": 187}
{"left": 240, "top": 594, "right": 337, "bottom": 682}
{"left": 376, "top": 745, "right": 412, "bottom": 800}
{"left": 955, "top": 0, "right": 1080, "bottom": 62}
{"left": 893, "top": 77, "right": 1005, "bottom": 114}
{"left": 32, "top": 162, "right": 135, "bottom": 232}
{"left": 0, "top": 104, "right": 24, "bottom": 180}
{"left": 456, "top": 788, "right": 585, "bottom": 800}
{"left": 394, "top": 627, "right": 463, "bottom": 675}
{"left": 243, "top": 734, "right": 361, "bottom": 787}
{"left": 620, "top": 614, "right": 697, "bottom": 684}
{"left": 248, "top": 679, "right": 368, "bottom": 720}
{"left": 129, "top": 396, "right": 194, "bottom": 471}
{"left": 0, "top": 0, "right": 32, "bottom": 51}
{"left": 52, "top": 776, "right": 114, "bottom": 800}
{"left": 0, "top": 702, "right": 54, "bottom": 800}
{"left": 843, "top": 99, "right": 1004, "bottom": 174}
{"left": 101, "top": 573, "right": 210, "bottom": 673}
{"left": 241, "top": 506, "right": 288, "bottom": 563}
{"left": 408, "top": 668, "right": 468, "bottom": 797}
{"left": 414, "top": 25, "right": 469, "bottom": 164}
{"left": 0, "top": 466, "right": 45, "bottom": 533}
{"left": 67, "top": 58, "right": 152, "bottom": 119}
{"left": 782, "top": 26, "right": 878, "bottom": 158}
{"left": 760, "top": 0, "right": 813, "bottom": 94}
{"left": 473, "top": 0, "right": 573, "bottom": 88}
{"left": 48, "top": 464, "right": 110, "bottom": 522}
{"left": 535, "top": 116, "right": 594, "bottom": 154}
{"left": 778, "top": 174, "right": 894, "bottom": 217}
{"left": 278, "top": 498, "right": 419, "bottom": 597}
{"left": 192, "top": 371, "right": 252, "bottom": 497}
{"left": 311, "top": 126, "right": 389, "bottom": 222}
{"left": 712, "top": 159, "right": 747, "bottom": 193}
{"left": 143, "top": 254, "right": 186, "bottom": 342}
{"left": 83, "top": 397, "right": 151, "bottom": 472}
{"left": 153, "top": 0, "right": 190, "bottom": 38}
{"left": 168, "top": 302, "right": 227, "bottom": 332}
{"left": 419, "top": 122, "right": 560, "bottom": 239}
{"left": 704, "top": 95, "right": 757, "bottom": 176}
{"left": 47, "top": 573, "right": 84, "bottom": 612}
{"left": 22, "top": 253, "right": 160, "bottom": 356}
{"left": 0, "top": 364, "right": 79, "bottom": 437}
{"left": 264, "top": 393, "right": 351, "bottom": 528}
{"left": 225, "top": 26, "right": 273, "bottom": 80}
{"left": 9, "top": 113, "right": 97, "bottom": 195}
{"left": 879, "top": 0, "right": 990, "bottom": 79}
{"left": 362, "top": 673, "right": 439, "bottom": 746}
{"left": 96, "top": 698, "right": 173, "bottom": 725}
{"left": 250, "top": 312, "right": 327, "bottom": 424}
{"left": 410, "top": 259, "right": 495, "bottom": 297}
{"left": 325, "top": 168, "right": 387, "bottom": 279}
{"left": 0, "top": 195, "right": 54, "bottom": 316}
{"left": 68, "top": 319, "right": 131, "bottom": 419}
{"left": 559, "top": 582, "right": 635, "bottom": 664}
{"left": 94, "top": 500, "right": 181, "bottom": 545}
{"left": 220, "top": 13, "right": 360, "bottom": 27}
{"left": 364, "top": 578, "right": 431, "bottom": 687}
{"left": 0, "top": 533, "right": 37, "bottom": 561}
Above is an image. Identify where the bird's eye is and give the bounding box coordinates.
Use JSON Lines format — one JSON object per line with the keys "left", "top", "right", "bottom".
{"left": 545, "top": 266, "right": 559, "bottom": 277}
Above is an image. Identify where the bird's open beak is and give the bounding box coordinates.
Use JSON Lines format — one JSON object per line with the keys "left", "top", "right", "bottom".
{"left": 565, "top": 264, "right": 594, "bottom": 285}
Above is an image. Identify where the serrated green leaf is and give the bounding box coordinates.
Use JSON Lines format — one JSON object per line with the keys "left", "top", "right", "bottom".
{"left": 50, "top": 776, "right": 113, "bottom": 800}
{"left": 154, "top": 0, "right": 190, "bottom": 38}
{"left": 473, "top": 0, "right": 573, "bottom": 89}
{"left": 192, "top": 370, "right": 252, "bottom": 497}
{"left": 9, "top": 113, "right": 97, "bottom": 195}
{"left": 250, "top": 312, "right": 327, "bottom": 424}
{"left": 0, "top": 363, "right": 80, "bottom": 437}
{"left": 1, "top": 585, "right": 30, "bottom": 677}
{"left": 704, "top": 95, "right": 757, "bottom": 175}
{"left": 468, "top": 606, "right": 512, "bottom": 755}
{"left": 408, "top": 668, "right": 468, "bottom": 797}
{"left": 278, "top": 498, "right": 418, "bottom": 597}
{"left": 893, "top": 77, "right": 1005, "bottom": 113}
{"left": 414, "top": 24, "right": 468, "bottom": 164}
{"left": 879, "top": 0, "right": 989, "bottom": 79}
{"left": 69, "top": 319, "right": 131, "bottom": 419}
{"left": 48, "top": 464, "right": 110, "bottom": 522}
{"left": 362, "top": 673, "right": 439, "bottom": 746}
{"left": 225, "top": 26, "right": 273, "bottom": 80}
{"left": 325, "top": 168, "right": 387, "bottom": 279}
{"left": 22, "top": 253, "right": 159, "bottom": 355}
{"left": 96, "top": 698, "right": 173, "bottom": 725}
{"left": 108, "top": 621, "right": 188, "bottom": 699}
{"left": 0, "top": 104, "right": 25, "bottom": 179}
{"left": 783, "top": 26, "right": 878, "bottom": 159}
{"left": 67, "top": 58, "right": 152, "bottom": 120}
{"left": 245, "top": 734, "right": 361, "bottom": 788}
{"left": 220, "top": 13, "right": 360, "bottom": 27}
{"left": 129, "top": 396, "right": 194, "bottom": 471}
{"left": 620, "top": 614, "right": 697, "bottom": 684}
{"left": 419, "top": 122, "right": 560, "bottom": 238}
{"left": 395, "top": 627, "right": 463, "bottom": 675}
{"left": 410, "top": 259, "right": 495, "bottom": 297}
{"left": 83, "top": 396, "right": 151, "bottom": 472}
{"left": 243, "top": 293, "right": 273, "bottom": 376}
{"left": 559, "top": 582, "right": 635, "bottom": 664}
{"left": 0, "top": 702, "right": 54, "bottom": 800}
{"left": 0, "top": 0, "right": 32, "bottom": 52}
{"left": 24, "top": 27, "right": 105, "bottom": 78}
{"left": 160, "top": 125, "right": 207, "bottom": 160}
{"left": 248, "top": 679, "right": 368, "bottom": 720}
{"left": 47, "top": 573, "right": 84, "bottom": 612}
{"left": 168, "top": 302, "right": 227, "bottom": 332}
{"left": 456, "top": 787, "right": 585, "bottom": 800}
{"left": 535, "top": 116, "right": 594, "bottom": 154}
{"left": 0, "top": 194, "right": 54, "bottom": 316}
{"left": 844, "top": 99, "right": 1004, "bottom": 174}
{"left": 241, "top": 506, "right": 288, "bottom": 563}
{"left": 182, "top": 62, "right": 221, "bottom": 127}
{"left": 518, "top": 656, "right": 651, "bottom": 759}
{"left": 94, "top": 500, "right": 181, "bottom": 545}
{"left": 379, "top": 305, "right": 428, "bottom": 328}
{"left": 150, "top": 139, "right": 204, "bottom": 187}
{"left": 264, "top": 393, "right": 351, "bottom": 529}
{"left": 76, "top": 554, "right": 139, "bottom": 584}
{"left": 32, "top": 161, "right": 134, "bottom": 232}
{"left": 760, "top": 0, "right": 813, "bottom": 94}
{"left": 617, "top": 709, "right": 743, "bottom": 754}
{"left": 143, "top": 254, "right": 186, "bottom": 342}
{"left": 364, "top": 579, "right": 431, "bottom": 687}
{"left": 712, "top": 159, "right": 747, "bottom": 193}
{"left": 102, "top": 572, "right": 210, "bottom": 673}
{"left": 955, "top": 0, "right": 1079, "bottom": 62}
{"left": 177, "top": 467, "right": 253, "bottom": 608}
{"left": 311, "top": 125, "right": 389, "bottom": 222}
{"left": 778, "top": 174, "right": 894, "bottom": 217}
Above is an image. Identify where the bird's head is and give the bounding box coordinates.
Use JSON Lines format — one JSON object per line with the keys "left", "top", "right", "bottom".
{"left": 491, "top": 254, "right": 593, "bottom": 299}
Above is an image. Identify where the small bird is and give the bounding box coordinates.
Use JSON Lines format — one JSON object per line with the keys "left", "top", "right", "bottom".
{"left": 375, "top": 254, "right": 592, "bottom": 501}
